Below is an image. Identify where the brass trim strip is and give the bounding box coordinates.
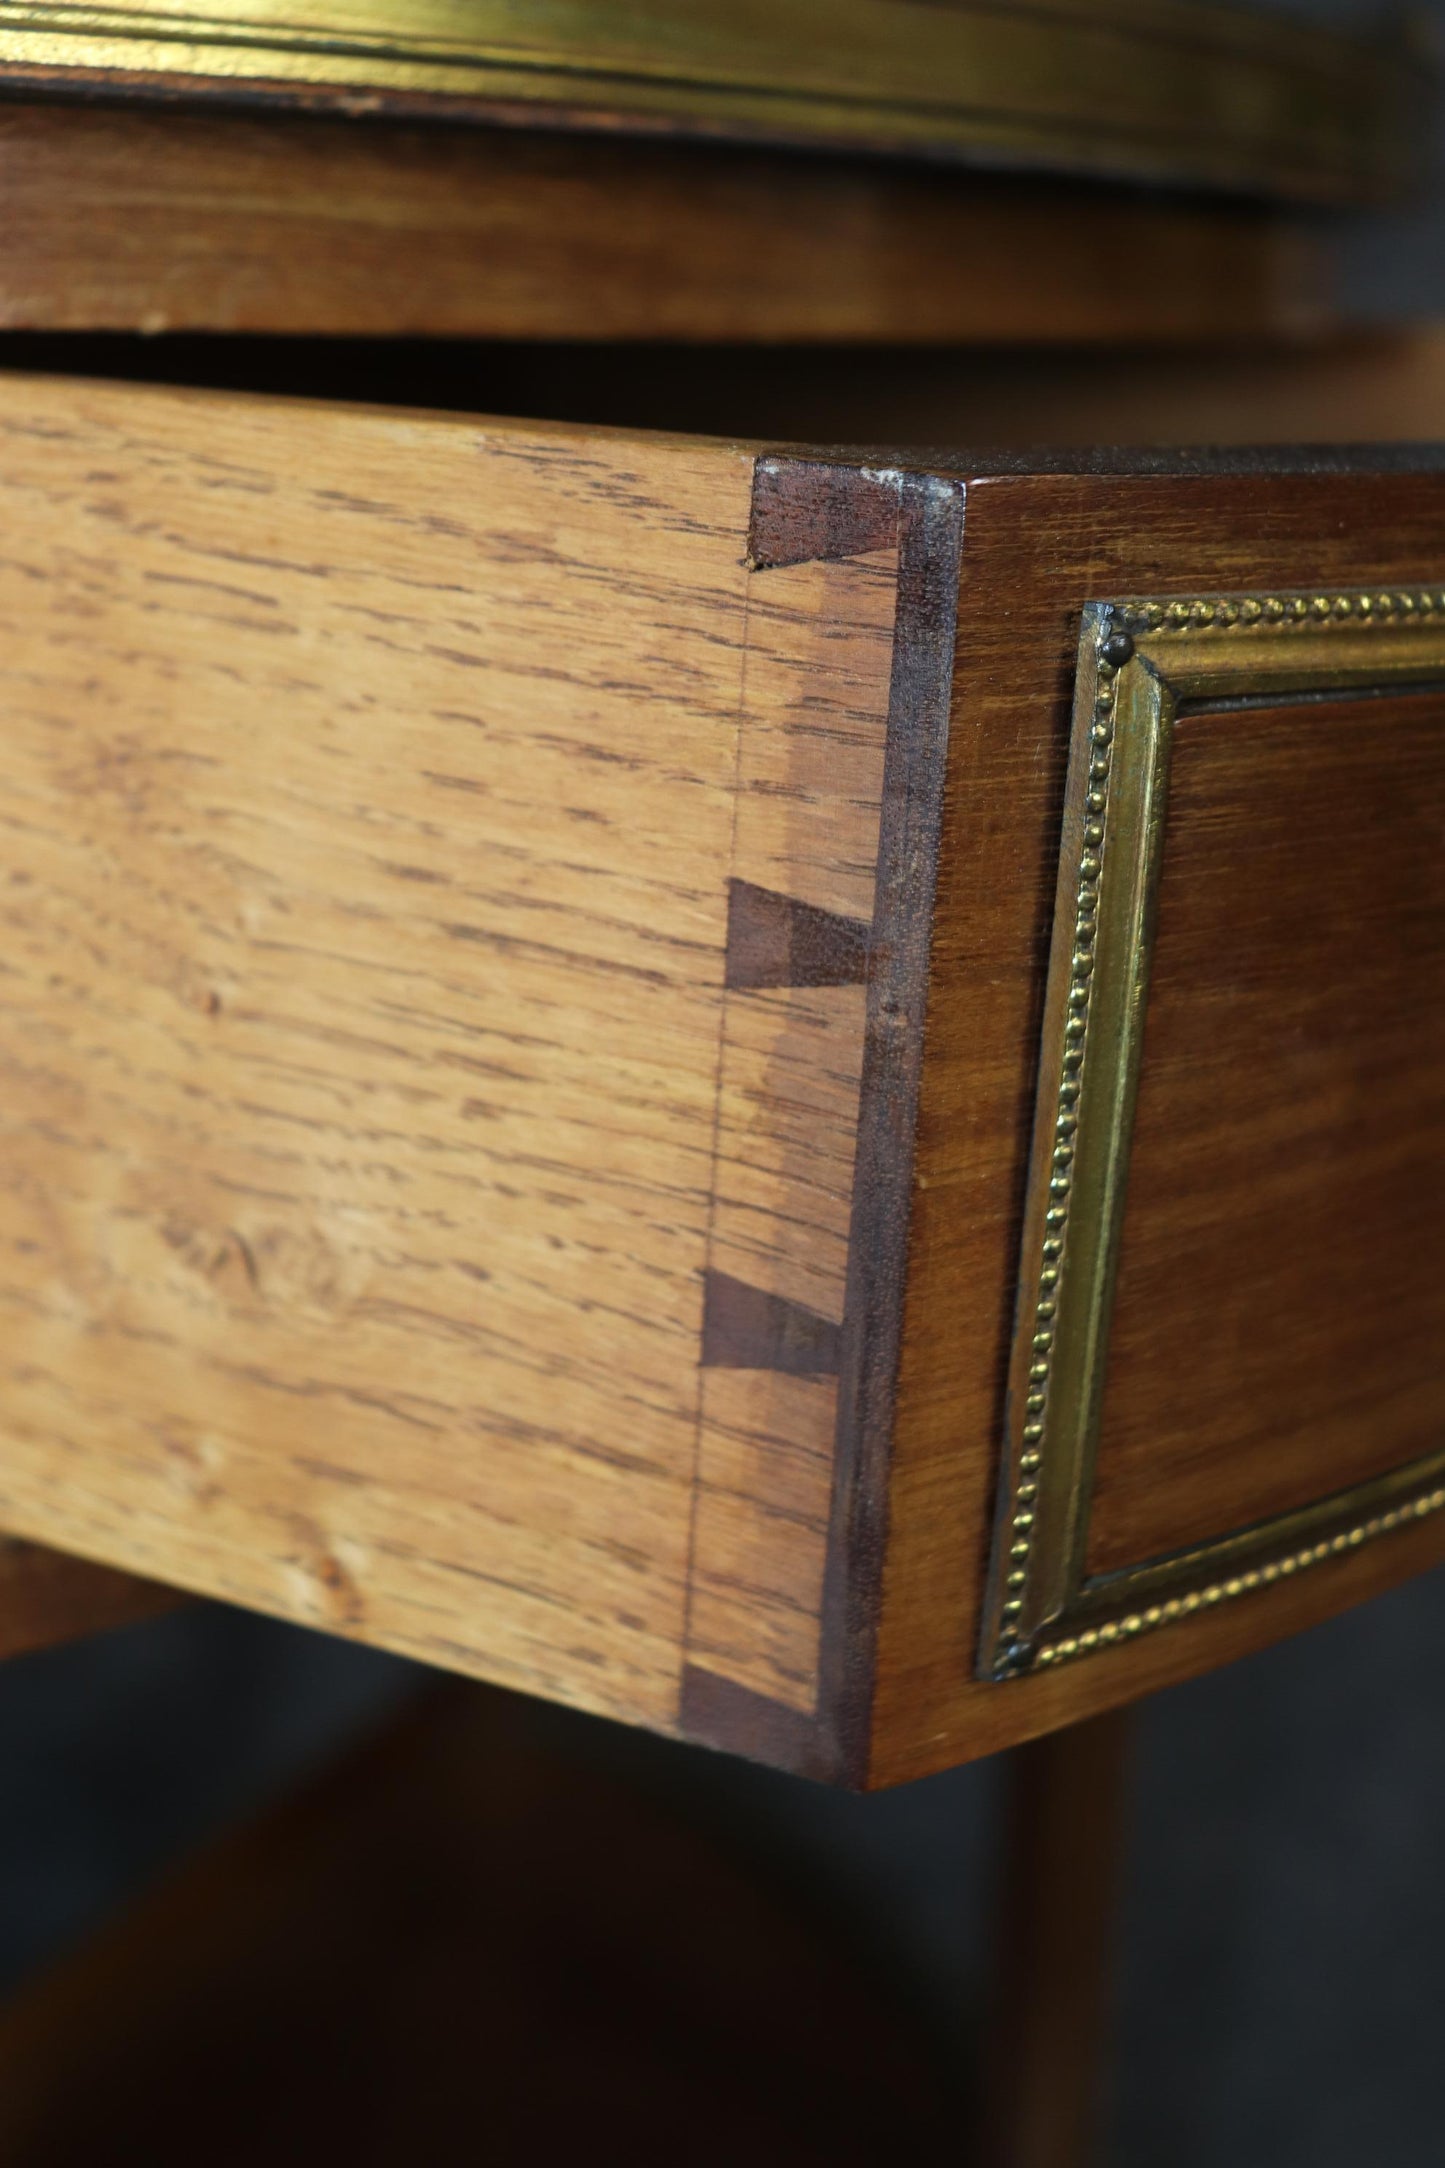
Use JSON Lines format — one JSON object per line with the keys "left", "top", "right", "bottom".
{"left": 982, "top": 585, "right": 1445, "bottom": 1681}
{"left": 0, "top": 0, "right": 1419, "bottom": 205}
{"left": 1035, "top": 1484, "right": 1445, "bottom": 1673}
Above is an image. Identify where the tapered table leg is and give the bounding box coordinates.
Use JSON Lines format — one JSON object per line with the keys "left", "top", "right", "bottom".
{"left": 981, "top": 1708, "right": 1132, "bottom": 2168}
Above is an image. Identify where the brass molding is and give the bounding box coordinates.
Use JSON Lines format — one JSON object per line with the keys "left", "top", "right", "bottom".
{"left": 0, "top": 0, "right": 1420, "bottom": 205}
{"left": 981, "top": 585, "right": 1445, "bottom": 1682}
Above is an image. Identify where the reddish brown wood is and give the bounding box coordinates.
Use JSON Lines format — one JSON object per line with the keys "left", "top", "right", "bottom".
{"left": 0, "top": 1538, "right": 180, "bottom": 1662}
{"left": 723, "top": 881, "right": 871, "bottom": 992}
{"left": 869, "top": 466, "right": 1445, "bottom": 1787}
{"left": 982, "top": 1711, "right": 1131, "bottom": 2168}
{"left": 701, "top": 1271, "right": 842, "bottom": 1377}
{"left": 748, "top": 461, "right": 903, "bottom": 570}
{"left": 0, "top": 100, "right": 1328, "bottom": 342}
{"left": 1089, "top": 689, "right": 1445, "bottom": 1574}
{"left": 1, "top": 372, "right": 1443, "bottom": 1781}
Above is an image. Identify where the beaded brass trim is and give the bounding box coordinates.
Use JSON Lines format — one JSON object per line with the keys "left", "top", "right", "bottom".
{"left": 981, "top": 584, "right": 1445, "bottom": 1681}
{"left": 1034, "top": 1487, "right": 1445, "bottom": 1671}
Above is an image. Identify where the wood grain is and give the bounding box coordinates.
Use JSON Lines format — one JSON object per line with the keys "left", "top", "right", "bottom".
{"left": 0, "top": 100, "right": 1329, "bottom": 342}
{"left": 685, "top": 546, "right": 895, "bottom": 1719}
{"left": 0, "top": 375, "right": 910, "bottom": 1765}
{"left": 3, "top": 378, "right": 1444, "bottom": 1782}
{"left": 869, "top": 466, "right": 1445, "bottom": 1787}
{"left": 0, "top": 373, "right": 755, "bottom": 1731}
{"left": 982, "top": 1711, "right": 1131, "bottom": 2168}
{"left": 1088, "top": 689, "right": 1445, "bottom": 1574}
{"left": 0, "top": 0, "right": 1413, "bottom": 204}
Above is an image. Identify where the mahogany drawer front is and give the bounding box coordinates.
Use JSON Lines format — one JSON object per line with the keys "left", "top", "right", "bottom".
{"left": 0, "top": 372, "right": 1439, "bottom": 1786}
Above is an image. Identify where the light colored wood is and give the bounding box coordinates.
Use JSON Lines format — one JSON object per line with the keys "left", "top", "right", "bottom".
{"left": 688, "top": 1369, "right": 836, "bottom": 1710}
{"left": 0, "top": 373, "right": 741, "bottom": 1728}
{"left": 0, "top": 101, "right": 1328, "bottom": 342}
{"left": 0, "top": 373, "right": 901, "bottom": 1746}
{"left": 685, "top": 550, "right": 894, "bottom": 1709}
{"left": 707, "top": 987, "right": 867, "bottom": 1320}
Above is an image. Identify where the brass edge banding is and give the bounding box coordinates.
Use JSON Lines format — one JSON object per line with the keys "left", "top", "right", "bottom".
{"left": 993, "top": 615, "right": 1124, "bottom": 1668}
{"left": 1118, "top": 586, "right": 1445, "bottom": 635}
{"left": 989, "top": 581, "right": 1445, "bottom": 1681}
{"left": 1035, "top": 1488, "right": 1445, "bottom": 1669}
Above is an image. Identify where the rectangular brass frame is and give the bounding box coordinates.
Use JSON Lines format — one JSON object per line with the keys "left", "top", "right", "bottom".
{"left": 981, "top": 584, "right": 1445, "bottom": 1681}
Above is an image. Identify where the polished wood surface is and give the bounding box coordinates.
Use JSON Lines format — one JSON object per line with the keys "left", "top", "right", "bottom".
{"left": 0, "top": 373, "right": 899, "bottom": 1765}
{"left": 0, "top": 103, "right": 1329, "bottom": 344}
{"left": 1090, "top": 688, "right": 1445, "bottom": 1575}
{"left": 983, "top": 1712, "right": 1131, "bottom": 2168}
{"left": 869, "top": 464, "right": 1445, "bottom": 1786}
{"left": 0, "top": 0, "right": 1414, "bottom": 202}
{"left": 0, "top": 377, "right": 1441, "bottom": 1781}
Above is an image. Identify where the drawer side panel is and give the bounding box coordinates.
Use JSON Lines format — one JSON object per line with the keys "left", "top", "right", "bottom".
{"left": 0, "top": 375, "right": 755, "bottom": 1730}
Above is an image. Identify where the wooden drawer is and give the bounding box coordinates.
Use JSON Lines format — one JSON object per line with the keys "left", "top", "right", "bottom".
{"left": 0, "top": 372, "right": 1440, "bottom": 1785}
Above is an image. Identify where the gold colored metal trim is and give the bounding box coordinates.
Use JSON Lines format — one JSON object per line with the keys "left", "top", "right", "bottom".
{"left": 0, "top": 0, "right": 1419, "bottom": 205}
{"left": 982, "top": 584, "right": 1445, "bottom": 1682}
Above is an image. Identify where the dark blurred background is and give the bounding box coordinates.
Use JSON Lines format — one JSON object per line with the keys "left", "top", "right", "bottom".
{"left": 3, "top": 1564, "right": 1445, "bottom": 2165}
